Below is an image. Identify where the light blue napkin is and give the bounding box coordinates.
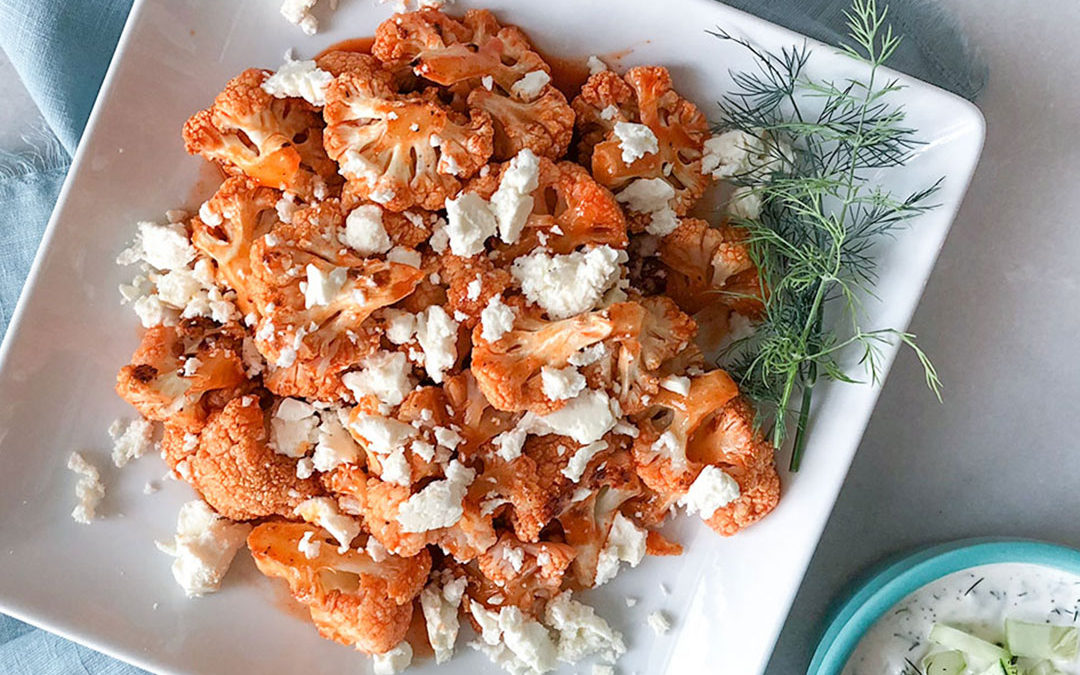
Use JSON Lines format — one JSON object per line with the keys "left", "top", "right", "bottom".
{"left": 0, "top": 0, "right": 985, "bottom": 672}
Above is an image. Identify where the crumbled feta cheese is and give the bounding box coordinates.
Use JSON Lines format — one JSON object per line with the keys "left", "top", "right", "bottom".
{"left": 599, "top": 104, "right": 619, "bottom": 121}
{"left": 510, "top": 246, "right": 622, "bottom": 319}
{"left": 616, "top": 178, "right": 678, "bottom": 236}
{"left": 429, "top": 218, "right": 450, "bottom": 253}
{"left": 373, "top": 642, "right": 413, "bottom": 675}
{"left": 303, "top": 264, "right": 347, "bottom": 308}
{"left": 312, "top": 410, "right": 361, "bottom": 472}
{"left": 445, "top": 191, "right": 497, "bottom": 256}
{"left": 594, "top": 513, "right": 647, "bottom": 585}
{"left": 544, "top": 592, "right": 627, "bottom": 665}
{"left": 414, "top": 305, "right": 459, "bottom": 383}
{"left": 466, "top": 276, "right": 483, "bottom": 300}
{"left": 491, "top": 149, "right": 540, "bottom": 244}
{"left": 541, "top": 365, "right": 587, "bottom": 401}
{"left": 370, "top": 186, "right": 396, "bottom": 204}
{"left": 349, "top": 413, "right": 417, "bottom": 455}
{"left": 298, "top": 530, "right": 322, "bottom": 559}
{"left": 154, "top": 500, "right": 252, "bottom": 596}
{"left": 567, "top": 343, "right": 606, "bottom": 368}
{"left": 434, "top": 426, "right": 464, "bottom": 451}
{"left": 701, "top": 129, "right": 763, "bottom": 179}
{"left": 262, "top": 58, "right": 333, "bottom": 106}
{"left": 132, "top": 293, "right": 173, "bottom": 328}
{"left": 155, "top": 268, "right": 202, "bottom": 308}
{"left": 511, "top": 70, "right": 551, "bottom": 100}
{"left": 342, "top": 204, "right": 392, "bottom": 255}
{"left": 396, "top": 460, "right": 475, "bottom": 533}
{"left": 612, "top": 420, "right": 639, "bottom": 438}
{"left": 296, "top": 456, "right": 315, "bottom": 479}
{"left": 503, "top": 546, "right": 525, "bottom": 572}
{"left": 276, "top": 195, "right": 298, "bottom": 223}
{"left": 294, "top": 497, "right": 361, "bottom": 552}
{"left": 122, "top": 221, "right": 196, "bottom": 271}
{"left": 366, "top": 536, "right": 390, "bottom": 562}
{"left": 342, "top": 351, "right": 414, "bottom": 406}
{"left": 383, "top": 309, "right": 417, "bottom": 344}
{"left": 650, "top": 429, "right": 686, "bottom": 470}
{"left": 411, "top": 439, "right": 435, "bottom": 462}
{"left": 561, "top": 440, "right": 607, "bottom": 482}
{"left": 613, "top": 122, "right": 659, "bottom": 164}
{"left": 493, "top": 426, "right": 528, "bottom": 462}
{"left": 482, "top": 75, "right": 494, "bottom": 90}
{"left": 535, "top": 390, "right": 617, "bottom": 444}
{"left": 421, "top": 576, "right": 468, "bottom": 664}
{"left": 647, "top": 611, "right": 672, "bottom": 635}
{"left": 728, "top": 185, "right": 762, "bottom": 220}
{"left": 480, "top": 294, "right": 516, "bottom": 342}
{"left": 279, "top": 0, "right": 325, "bottom": 35}
{"left": 387, "top": 245, "right": 422, "bottom": 268}
{"left": 241, "top": 336, "right": 265, "bottom": 377}
{"left": 269, "top": 398, "right": 319, "bottom": 458}
{"left": 624, "top": 596, "right": 638, "bottom": 608}
{"left": 68, "top": 452, "right": 105, "bottom": 524}
{"left": 594, "top": 666, "right": 615, "bottom": 675}
{"left": 659, "top": 375, "right": 691, "bottom": 397}
{"left": 109, "top": 418, "right": 154, "bottom": 468}
{"left": 471, "top": 602, "right": 559, "bottom": 674}
{"left": 678, "top": 465, "right": 741, "bottom": 519}
{"left": 587, "top": 55, "right": 608, "bottom": 75}
{"left": 379, "top": 447, "right": 412, "bottom": 486}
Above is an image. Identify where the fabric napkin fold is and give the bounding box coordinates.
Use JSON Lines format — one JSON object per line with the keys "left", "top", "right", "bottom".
{"left": 0, "top": 0, "right": 985, "bottom": 673}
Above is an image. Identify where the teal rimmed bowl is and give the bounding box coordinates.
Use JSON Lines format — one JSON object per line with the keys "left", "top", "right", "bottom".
{"left": 809, "top": 538, "right": 1080, "bottom": 674}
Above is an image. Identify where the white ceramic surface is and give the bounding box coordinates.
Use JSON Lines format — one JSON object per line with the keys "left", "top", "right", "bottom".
{"left": 0, "top": 1, "right": 984, "bottom": 673}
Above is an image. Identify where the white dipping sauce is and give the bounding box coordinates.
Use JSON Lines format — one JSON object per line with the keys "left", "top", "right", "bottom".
{"left": 843, "top": 563, "right": 1080, "bottom": 675}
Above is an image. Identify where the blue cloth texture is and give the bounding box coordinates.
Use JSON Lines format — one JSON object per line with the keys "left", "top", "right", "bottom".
{"left": 0, "top": 0, "right": 985, "bottom": 673}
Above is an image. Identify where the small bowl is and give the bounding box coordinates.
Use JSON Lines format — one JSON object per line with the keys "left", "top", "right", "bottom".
{"left": 809, "top": 538, "right": 1080, "bottom": 675}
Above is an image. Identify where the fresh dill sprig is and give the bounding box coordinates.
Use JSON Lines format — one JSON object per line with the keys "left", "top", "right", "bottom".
{"left": 710, "top": 0, "right": 943, "bottom": 471}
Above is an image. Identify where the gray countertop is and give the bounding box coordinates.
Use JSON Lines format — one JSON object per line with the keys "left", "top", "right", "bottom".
{"left": 3, "top": 0, "right": 1079, "bottom": 672}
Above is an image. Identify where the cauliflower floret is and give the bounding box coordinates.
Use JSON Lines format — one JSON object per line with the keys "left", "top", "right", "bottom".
{"left": 248, "top": 521, "right": 431, "bottom": 654}
{"left": 471, "top": 303, "right": 615, "bottom": 414}
{"left": 190, "top": 177, "right": 281, "bottom": 315}
{"left": 322, "top": 54, "right": 493, "bottom": 211}
{"left": 440, "top": 252, "right": 513, "bottom": 332}
{"left": 373, "top": 9, "right": 547, "bottom": 95}
{"left": 188, "top": 397, "right": 322, "bottom": 521}
{"left": 183, "top": 69, "right": 338, "bottom": 200}
{"left": 686, "top": 396, "right": 781, "bottom": 536}
{"left": 442, "top": 370, "right": 520, "bottom": 456}
{"left": 658, "top": 217, "right": 763, "bottom": 317}
{"left": 115, "top": 320, "right": 251, "bottom": 433}
{"left": 465, "top": 158, "right": 628, "bottom": 266}
{"left": 573, "top": 67, "right": 710, "bottom": 222}
{"left": 467, "top": 83, "right": 574, "bottom": 161}
{"left": 468, "top": 533, "right": 575, "bottom": 615}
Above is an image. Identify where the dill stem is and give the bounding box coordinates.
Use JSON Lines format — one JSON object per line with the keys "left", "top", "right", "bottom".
{"left": 789, "top": 309, "right": 823, "bottom": 472}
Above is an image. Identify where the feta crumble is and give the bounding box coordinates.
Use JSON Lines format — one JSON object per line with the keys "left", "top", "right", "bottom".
{"left": 387, "top": 245, "right": 422, "bottom": 268}
{"left": 396, "top": 460, "right": 475, "bottom": 533}
{"left": 544, "top": 592, "right": 627, "bottom": 665}
{"left": 312, "top": 409, "right": 361, "bottom": 472}
{"left": 68, "top": 452, "right": 105, "bottom": 524}
{"left": 659, "top": 374, "right": 691, "bottom": 397}
{"left": 445, "top": 191, "right": 497, "bottom": 257}
{"left": 261, "top": 57, "right": 333, "bottom": 106}
{"left": 342, "top": 350, "right": 414, "bottom": 406}
{"left": 294, "top": 497, "right": 361, "bottom": 552}
{"left": 421, "top": 575, "right": 468, "bottom": 664}
{"left": 349, "top": 413, "right": 417, "bottom": 455}
{"left": 616, "top": 178, "right": 678, "bottom": 236}
{"left": 540, "top": 365, "right": 587, "bottom": 401}
{"left": 466, "top": 276, "right": 483, "bottom": 301}
{"left": 269, "top": 398, "right": 319, "bottom": 458}
{"left": 568, "top": 343, "right": 608, "bottom": 367}
{"left": 678, "top": 465, "right": 741, "bottom": 519}
{"left": 470, "top": 601, "right": 558, "bottom": 674}
{"left": 561, "top": 440, "right": 607, "bottom": 482}
{"left": 279, "top": 0, "right": 330, "bottom": 35}
{"left": 599, "top": 104, "right": 620, "bottom": 121}
{"left": 647, "top": 611, "right": 672, "bottom": 635}
{"left": 650, "top": 429, "right": 686, "bottom": 470}
{"left": 373, "top": 642, "right": 413, "bottom": 675}
{"left": 480, "top": 294, "right": 516, "bottom": 342}
{"left": 511, "top": 70, "right": 551, "bottom": 100}
{"left": 701, "top": 129, "right": 763, "bottom": 179}
{"left": 587, "top": 55, "right": 608, "bottom": 75}
{"left": 298, "top": 530, "right": 322, "bottom": 559}
{"left": 383, "top": 309, "right": 417, "bottom": 344}
{"left": 510, "top": 246, "right": 622, "bottom": 319}
{"left": 303, "top": 264, "right": 347, "bottom": 308}
{"left": 493, "top": 426, "right": 528, "bottom": 462}
{"left": 491, "top": 149, "right": 540, "bottom": 244}
{"left": 343, "top": 204, "right": 392, "bottom": 255}
{"left": 535, "top": 390, "right": 617, "bottom": 444}
{"left": 414, "top": 305, "right": 459, "bottom": 383}
{"left": 613, "top": 122, "right": 659, "bottom": 164}
{"left": 594, "top": 513, "right": 647, "bottom": 585}
{"left": 154, "top": 500, "right": 252, "bottom": 597}
{"left": 379, "top": 447, "right": 412, "bottom": 486}
{"left": 109, "top": 418, "right": 154, "bottom": 468}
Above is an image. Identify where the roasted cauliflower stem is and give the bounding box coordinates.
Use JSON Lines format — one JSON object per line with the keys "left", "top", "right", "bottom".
{"left": 114, "top": 9, "right": 787, "bottom": 670}
{"left": 183, "top": 69, "right": 338, "bottom": 200}
{"left": 322, "top": 53, "right": 494, "bottom": 211}
{"left": 191, "top": 177, "right": 280, "bottom": 314}
{"left": 116, "top": 319, "right": 251, "bottom": 433}
{"left": 573, "top": 66, "right": 710, "bottom": 221}
{"left": 466, "top": 157, "right": 628, "bottom": 264}
{"left": 248, "top": 521, "right": 430, "bottom": 653}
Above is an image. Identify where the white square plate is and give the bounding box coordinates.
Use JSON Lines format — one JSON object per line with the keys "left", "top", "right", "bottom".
{"left": 0, "top": 0, "right": 984, "bottom": 673}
